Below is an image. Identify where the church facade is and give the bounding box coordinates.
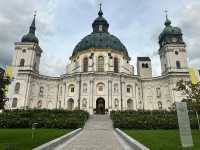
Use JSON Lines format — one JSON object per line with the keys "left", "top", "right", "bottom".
{"left": 7, "top": 7, "right": 189, "bottom": 114}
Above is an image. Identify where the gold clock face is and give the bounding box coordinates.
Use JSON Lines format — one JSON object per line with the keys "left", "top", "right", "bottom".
{"left": 172, "top": 37, "right": 178, "bottom": 42}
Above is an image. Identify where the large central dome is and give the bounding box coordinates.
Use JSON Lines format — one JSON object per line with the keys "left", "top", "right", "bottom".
{"left": 72, "top": 6, "right": 129, "bottom": 58}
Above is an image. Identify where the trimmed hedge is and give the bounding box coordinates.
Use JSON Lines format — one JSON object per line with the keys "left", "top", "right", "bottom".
{"left": 110, "top": 110, "right": 199, "bottom": 129}
{"left": 0, "top": 109, "right": 89, "bottom": 129}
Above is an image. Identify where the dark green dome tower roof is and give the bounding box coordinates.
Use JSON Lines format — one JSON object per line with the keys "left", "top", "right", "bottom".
{"left": 21, "top": 14, "right": 39, "bottom": 44}
{"left": 72, "top": 4, "right": 129, "bottom": 58}
{"left": 159, "top": 13, "right": 184, "bottom": 48}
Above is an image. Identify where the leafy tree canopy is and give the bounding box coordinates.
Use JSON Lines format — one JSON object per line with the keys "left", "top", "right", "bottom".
{"left": 0, "top": 75, "right": 10, "bottom": 110}
{"left": 174, "top": 80, "right": 200, "bottom": 111}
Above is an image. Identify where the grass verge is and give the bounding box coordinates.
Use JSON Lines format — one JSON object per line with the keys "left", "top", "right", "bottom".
{"left": 0, "top": 128, "right": 72, "bottom": 150}
{"left": 123, "top": 129, "right": 200, "bottom": 150}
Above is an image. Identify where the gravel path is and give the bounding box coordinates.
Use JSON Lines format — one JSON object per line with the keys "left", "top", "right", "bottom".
{"left": 56, "top": 115, "right": 131, "bottom": 150}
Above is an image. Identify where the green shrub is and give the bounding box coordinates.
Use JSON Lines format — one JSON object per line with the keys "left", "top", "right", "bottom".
{"left": 0, "top": 109, "right": 89, "bottom": 129}
{"left": 110, "top": 110, "right": 199, "bottom": 129}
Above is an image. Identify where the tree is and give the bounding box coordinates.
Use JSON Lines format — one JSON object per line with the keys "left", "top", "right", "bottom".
{"left": 174, "top": 80, "right": 200, "bottom": 112}
{"left": 0, "top": 75, "right": 10, "bottom": 110}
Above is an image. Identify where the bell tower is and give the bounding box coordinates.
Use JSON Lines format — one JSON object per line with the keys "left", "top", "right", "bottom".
{"left": 13, "top": 13, "right": 42, "bottom": 74}
{"left": 158, "top": 13, "right": 188, "bottom": 75}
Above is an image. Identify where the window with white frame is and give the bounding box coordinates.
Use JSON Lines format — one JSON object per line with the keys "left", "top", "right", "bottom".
{"left": 39, "top": 87, "right": 44, "bottom": 97}
{"left": 97, "top": 56, "right": 104, "bottom": 72}
{"left": 83, "top": 83, "right": 87, "bottom": 93}
{"left": 156, "top": 88, "right": 161, "bottom": 98}
{"left": 15, "top": 82, "right": 20, "bottom": 94}
{"left": 12, "top": 98, "right": 18, "bottom": 108}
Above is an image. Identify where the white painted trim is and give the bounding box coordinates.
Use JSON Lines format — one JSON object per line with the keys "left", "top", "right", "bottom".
{"left": 115, "top": 128, "right": 150, "bottom": 150}
{"left": 33, "top": 128, "right": 82, "bottom": 150}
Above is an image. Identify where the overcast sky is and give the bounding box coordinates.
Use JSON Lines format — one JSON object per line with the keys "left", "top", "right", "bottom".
{"left": 0, "top": 0, "right": 199, "bottom": 76}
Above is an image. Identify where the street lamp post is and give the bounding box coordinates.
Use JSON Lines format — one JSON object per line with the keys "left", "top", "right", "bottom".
{"left": 32, "top": 123, "right": 38, "bottom": 147}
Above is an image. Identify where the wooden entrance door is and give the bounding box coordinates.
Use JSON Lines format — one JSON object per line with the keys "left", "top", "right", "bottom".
{"left": 96, "top": 98, "right": 105, "bottom": 114}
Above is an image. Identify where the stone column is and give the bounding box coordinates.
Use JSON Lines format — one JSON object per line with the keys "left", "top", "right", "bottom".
{"left": 63, "top": 82, "right": 66, "bottom": 109}
{"left": 76, "top": 75, "right": 81, "bottom": 109}
{"left": 108, "top": 79, "right": 112, "bottom": 109}
{"left": 122, "top": 81, "right": 125, "bottom": 110}
{"left": 120, "top": 76, "right": 125, "bottom": 110}
{"left": 89, "top": 78, "right": 94, "bottom": 113}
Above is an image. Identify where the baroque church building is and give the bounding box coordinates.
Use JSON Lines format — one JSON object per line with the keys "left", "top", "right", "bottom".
{"left": 7, "top": 7, "right": 189, "bottom": 114}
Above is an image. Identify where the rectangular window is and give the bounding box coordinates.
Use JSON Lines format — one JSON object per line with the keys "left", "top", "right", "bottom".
{"left": 99, "top": 25, "right": 103, "bottom": 31}
{"left": 156, "top": 88, "right": 161, "bottom": 98}
{"left": 99, "top": 86, "right": 103, "bottom": 91}
{"left": 39, "top": 87, "right": 44, "bottom": 97}
{"left": 176, "top": 61, "right": 181, "bottom": 69}
{"left": 71, "top": 87, "right": 74, "bottom": 93}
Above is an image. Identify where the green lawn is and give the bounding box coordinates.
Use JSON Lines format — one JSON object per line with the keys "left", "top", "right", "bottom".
{"left": 0, "top": 128, "right": 73, "bottom": 150}
{"left": 123, "top": 129, "right": 200, "bottom": 150}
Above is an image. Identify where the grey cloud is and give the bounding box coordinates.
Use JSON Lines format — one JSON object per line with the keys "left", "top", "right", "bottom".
{"left": 0, "top": 0, "right": 54, "bottom": 68}
{"left": 178, "top": 2, "right": 200, "bottom": 69}
{"left": 1, "top": 0, "right": 200, "bottom": 76}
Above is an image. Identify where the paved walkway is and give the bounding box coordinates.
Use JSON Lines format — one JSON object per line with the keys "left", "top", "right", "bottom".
{"left": 56, "top": 115, "right": 132, "bottom": 150}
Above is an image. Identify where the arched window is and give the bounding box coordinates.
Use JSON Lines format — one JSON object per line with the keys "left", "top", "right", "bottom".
{"left": 142, "top": 63, "right": 148, "bottom": 68}
{"left": 97, "top": 83, "right": 105, "bottom": 93}
{"left": 83, "top": 83, "right": 87, "bottom": 93}
{"left": 114, "top": 57, "right": 119, "bottom": 73}
{"left": 15, "top": 82, "right": 20, "bottom": 94}
{"left": 12, "top": 98, "right": 18, "bottom": 108}
{"left": 99, "top": 25, "right": 103, "bottom": 31}
{"left": 83, "top": 57, "right": 88, "bottom": 72}
{"left": 20, "top": 59, "right": 25, "bottom": 67}
{"left": 114, "top": 84, "right": 118, "bottom": 93}
{"left": 127, "top": 99, "right": 133, "bottom": 110}
{"left": 158, "top": 101, "right": 162, "bottom": 110}
{"left": 97, "top": 56, "right": 104, "bottom": 72}
{"left": 127, "top": 85, "right": 133, "bottom": 95}
{"left": 68, "top": 84, "right": 75, "bottom": 93}
{"left": 67, "top": 99, "right": 74, "bottom": 110}
{"left": 82, "top": 99, "right": 87, "bottom": 108}
{"left": 114, "top": 99, "right": 119, "bottom": 109}
{"left": 156, "top": 88, "right": 161, "bottom": 98}
{"left": 39, "top": 87, "right": 44, "bottom": 97}
{"left": 176, "top": 61, "right": 181, "bottom": 69}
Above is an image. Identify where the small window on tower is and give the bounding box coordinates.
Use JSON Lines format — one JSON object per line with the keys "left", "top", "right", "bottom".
{"left": 99, "top": 25, "right": 103, "bottom": 31}
{"left": 165, "top": 64, "right": 167, "bottom": 70}
{"left": 39, "top": 87, "right": 44, "bottom": 97}
{"left": 176, "top": 61, "right": 181, "bottom": 69}
{"left": 175, "top": 51, "right": 179, "bottom": 55}
{"left": 22, "top": 49, "right": 26, "bottom": 53}
{"left": 156, "top": 88, "right": 161, "bottom": 98}
{"left": 20, "top": 59, "right": 25, "bottom": 67}
{"left": 71, "top": 87, "right": 74, "bottom": 93}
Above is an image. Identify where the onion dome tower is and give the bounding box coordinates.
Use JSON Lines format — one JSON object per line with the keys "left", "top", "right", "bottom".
{"left": 159, "top": 13, "right": 184, "bottom": 48}
{"left": 158, "top": 12, "right": 188, "bottom": 75}
{"left": 72, "top": 4, "right": 129, "bottom": 59}
{"left": 21, "top": 14, "right": 39, "bottom": 44}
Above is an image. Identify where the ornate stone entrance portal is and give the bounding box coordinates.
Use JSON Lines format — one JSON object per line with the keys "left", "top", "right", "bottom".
{"left": 96, "top": 98, "right": 105, "bottom": 114}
